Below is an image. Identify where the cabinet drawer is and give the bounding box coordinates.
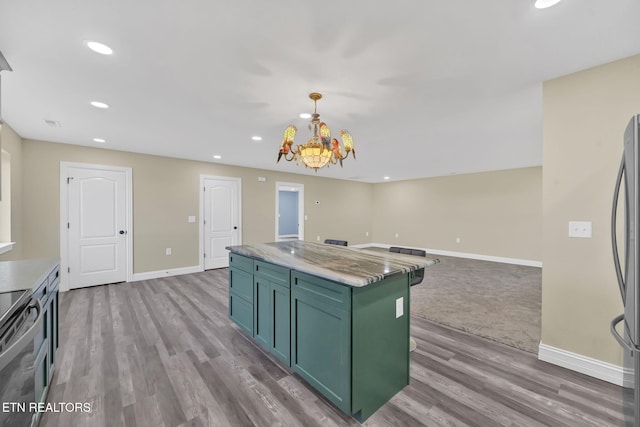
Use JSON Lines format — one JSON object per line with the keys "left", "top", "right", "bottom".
{"left": 229, "top": 253, "right": 253, "bottom": 273}
{"left": 254, "top": 261, "right": 289, "bottom": 287}
{"left": 229, "top": 268, "right": 253, "bottom": 302}
{"left": 48, "top": 267, "right": 60, "bottom": 289}
{"left": 292, "top": 271, "right": 351, "bottom": 312}
{"left": 33, "top": 278, "right": 49, "bottom": 306}
{"left": 229, "top": 293, "right": 253, "bottom": 335}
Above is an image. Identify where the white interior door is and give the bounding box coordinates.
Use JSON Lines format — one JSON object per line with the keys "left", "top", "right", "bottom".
{"left": 203, "top": 177, "right": 241, "bottom": 269}
{"left": 67, "top": 166, "right": 129, "bottom": 289}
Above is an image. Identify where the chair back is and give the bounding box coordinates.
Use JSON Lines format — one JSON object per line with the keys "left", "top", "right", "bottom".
{"left": 389, "top": 246, "right": 426, "bottom": 286}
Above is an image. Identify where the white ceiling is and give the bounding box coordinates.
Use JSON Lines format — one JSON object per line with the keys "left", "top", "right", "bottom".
{"left": 0, "top": 0, "right": 639, "bottom": 183}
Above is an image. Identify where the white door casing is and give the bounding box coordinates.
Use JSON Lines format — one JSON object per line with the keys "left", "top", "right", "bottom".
{"left": 275, "top": 182, "right": 304, "bottom": 241}
{"left": 200, "top": 176, "right": 241, "bottom": 270}
{"left": 60, "top": 162, "right": 132, "bottom": 291}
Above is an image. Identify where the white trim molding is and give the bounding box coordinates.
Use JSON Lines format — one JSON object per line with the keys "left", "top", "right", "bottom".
{"left": 538, "top": 343, "right": 632, "bottom": 387}
{"left": 351, "top": 243, "right": 542, "bottom": 268}
{"left": 275, "top": 181, "right": 305, "bottom": 242}
{"left": 0, "top": 242, "right": 15, "bottom": 255}
{"left": 130, "top": 265, "right": 203, "bottom": 282}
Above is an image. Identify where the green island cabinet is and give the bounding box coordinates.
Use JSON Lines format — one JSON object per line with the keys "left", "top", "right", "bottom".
{"left": 228, "top": 252, "right": 410, "bottom": 422}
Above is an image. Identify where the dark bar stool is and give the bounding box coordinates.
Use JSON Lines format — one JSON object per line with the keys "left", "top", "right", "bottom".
{"left": 389, "top": 246, "right": 427, "bottom": 352}
{"left": 324, "top": 239, "right": 348, "bottom": 246}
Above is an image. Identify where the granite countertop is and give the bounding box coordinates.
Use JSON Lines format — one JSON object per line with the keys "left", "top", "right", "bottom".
{"left": 0, "top": 258, "right": 60, "bottom": 294}
{"left": 226, "top": 241, "right": 438, "bottom": 287}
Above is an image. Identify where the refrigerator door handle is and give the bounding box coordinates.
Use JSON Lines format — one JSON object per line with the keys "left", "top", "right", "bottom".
{"left": 611, "top": 313, "right": 636, "bottom": 353}
{"left": 612, "top": 155, "right": 627, "bottom": 304}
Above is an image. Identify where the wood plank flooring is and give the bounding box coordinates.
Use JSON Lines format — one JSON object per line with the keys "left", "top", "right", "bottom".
{"left": 40, "top": 269, "right": 627, "bottom": 427}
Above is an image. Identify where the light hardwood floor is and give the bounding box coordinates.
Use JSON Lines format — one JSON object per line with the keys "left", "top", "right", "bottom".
{"left": 40, "top": 269, "right": 626, "bottom": 427}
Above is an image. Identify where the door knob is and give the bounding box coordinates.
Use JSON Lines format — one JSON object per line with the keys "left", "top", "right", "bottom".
{"left": 119, "top": 230, "right": 127, "bottom": 235}
{"left": 233, "top": 226, "right": 238, "bottom": 230}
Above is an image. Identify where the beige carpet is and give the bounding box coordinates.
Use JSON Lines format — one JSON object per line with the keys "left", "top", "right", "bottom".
{"left": 411, "top": 254, "right": 541, "bottom": 353}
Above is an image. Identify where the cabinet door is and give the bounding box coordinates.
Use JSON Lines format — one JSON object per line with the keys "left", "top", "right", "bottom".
{"left": 253, "top": 278, "right": 271, "bottom": 349}
{"left": 229, "top": 268, "right": 253, "bottom": 302}
{"left": 270, "top": 282, "right": 290, "bottom": 365}
{"left": 48, "top": 290, "right": 58, "bottom": 381}
{"left": 229, "top": 293, "right": 253, "bottom": 335}
{"left": 291, "top": 280, "right": 351, "bottom": 414}
{"left": 34, "top": 338, "right": 49, "bottom": 404}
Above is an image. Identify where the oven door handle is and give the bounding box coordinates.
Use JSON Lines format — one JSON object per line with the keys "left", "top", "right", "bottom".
{"left": 0, "top": 299, "right": 43, "bottom": 372}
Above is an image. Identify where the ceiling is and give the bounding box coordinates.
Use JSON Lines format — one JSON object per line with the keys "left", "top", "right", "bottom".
{"left": 0, "top": 0, "right": 639, "bottom": 183}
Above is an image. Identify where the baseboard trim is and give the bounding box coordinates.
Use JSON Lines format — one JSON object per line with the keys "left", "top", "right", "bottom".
{"left": 538, "top": 343, "right": 632, "bottom": 387}
{"left": 130, "top": 265, "right": 203, "bottom": 282}
{"left": 351, "top": 243, "right": 542, "bottom": 267}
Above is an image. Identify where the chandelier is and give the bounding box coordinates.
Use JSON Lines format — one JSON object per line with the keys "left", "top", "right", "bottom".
{"left": 276, "top": 92, "right": 355, "bottom": 171}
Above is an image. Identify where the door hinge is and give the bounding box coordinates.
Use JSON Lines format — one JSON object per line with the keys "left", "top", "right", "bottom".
{"left": 67, "top": 177, "right": 74, "bottom": 184}
{"left": 204, "top": 253, "right": 206, "bottom": 258}
{"left": 67, "top": 222, "right": 70, "bottom": 229}
{"left": 203, "top": 186, "right": 206, "bottom": 192}
{"left": 67, "top": 267, "right": 70, "bottom": 273}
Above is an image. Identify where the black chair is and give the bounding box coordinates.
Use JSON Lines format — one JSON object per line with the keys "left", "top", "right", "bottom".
{"left": 389, "top": 246, "right": 426, "bottom": 286}
{"left": 389, "top": 246, "right": 427, "bottom": 352}
{"left": 324, "top": 239, "right": 348, "bottom": 246}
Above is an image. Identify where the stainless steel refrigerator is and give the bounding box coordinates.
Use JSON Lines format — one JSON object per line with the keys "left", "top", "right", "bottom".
{"left": 611, "top": 114, "right": 640, "bottom": 426}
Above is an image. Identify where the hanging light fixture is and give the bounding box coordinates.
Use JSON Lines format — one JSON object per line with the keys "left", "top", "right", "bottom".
{"left": 276, "top": 92, "right": 356, "bottom": 171}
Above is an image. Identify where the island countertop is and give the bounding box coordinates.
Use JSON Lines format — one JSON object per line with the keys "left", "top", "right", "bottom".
{"left": 226, "top": 241, "right": 438, "bottom": 287}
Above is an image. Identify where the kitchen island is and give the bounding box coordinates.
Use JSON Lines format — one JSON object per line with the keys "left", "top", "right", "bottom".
{"left": 225, "top": 241, "right": 437, "bottom": 422}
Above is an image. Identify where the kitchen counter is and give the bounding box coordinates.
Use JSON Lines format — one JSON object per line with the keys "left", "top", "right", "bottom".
{"left": 0, "top": 258, "right": 60, "bottom": 293}
{"left": 226, "top": 241, "right": 437, "bottom": 287}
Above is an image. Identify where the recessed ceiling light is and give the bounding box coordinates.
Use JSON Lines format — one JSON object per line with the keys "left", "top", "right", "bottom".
{"left": 251, "top": 136, "right": 262, "bottom": 141}
{"left": 90, "top": 101, "right": 109, "bottom": 109}
{"left": 93, "top": 138, "right": 106, "bottom": 143}
{"left": 213, "top": 155, "right": 222, "bottom": 159}
{"left": 534, "top": 0, "right": 561, "bottom": 9}
{"left": 299, "top": 113, "right": 311, "bottom": 119}
{"left": 383, "top": 176, "right": 390, "bottom": 180}
{"left": 86, "top": 41, "right": 113, "bottom": 55}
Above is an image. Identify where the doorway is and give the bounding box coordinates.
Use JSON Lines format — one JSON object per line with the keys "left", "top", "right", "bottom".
{"left": 60, "top": 162, "right": 132, "bottom": 291}
{"left": 275, "top": 182, "right": 304, "bottom": 241}
{"left": 200, "top": 175, "right": 242, "bottom": 269}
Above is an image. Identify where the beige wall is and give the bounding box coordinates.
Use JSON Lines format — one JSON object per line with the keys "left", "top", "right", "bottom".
{"left": 0, "top": 123, "right": 23, "bottom": 260}
{"left": 371, "top": 167, "right": 542, "bottom": 261}
{"left": 542, "top": 54, "right": 640, "bottom": 365}
{"left": 18, "top": 139, "right": 374, "bottom": 273}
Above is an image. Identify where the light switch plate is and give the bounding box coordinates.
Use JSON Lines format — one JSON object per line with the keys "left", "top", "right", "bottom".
{"left": 396, "top": 297, "right": 404, "bottom": 318}
{"left": 568, "top": 221, "right": 592, "bottom": 238}
{"left": 188, "top": 215, "right": 196, "bottom": 223}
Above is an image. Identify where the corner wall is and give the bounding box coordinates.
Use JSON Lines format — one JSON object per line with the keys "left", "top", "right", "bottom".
{"left": 541, "top": 54, "right": 640, "bottom": 365}
{"left": 19, "top": 139, "right": 374, "bottom": 274}
{"left": 371, "top": 167, "right": 543, "bottom": 262}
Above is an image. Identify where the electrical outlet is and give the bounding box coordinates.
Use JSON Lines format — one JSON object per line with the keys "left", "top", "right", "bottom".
{"left": 366, "top": 231, "right": 369, "bottom": 237}
{"left": 396, "top": 297, "right": 404, "bottom": 318}
{"left": 316, "top": 235, "right": 320, "bottom": 241}
{"left": 166, "top": 248, "right": 172, "bottom": 255}
{"left": 456, "top": 237, "right": 461, "bottom": 243}
{"left": 395, "top": 233, "right": 399, "bottom": 238}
